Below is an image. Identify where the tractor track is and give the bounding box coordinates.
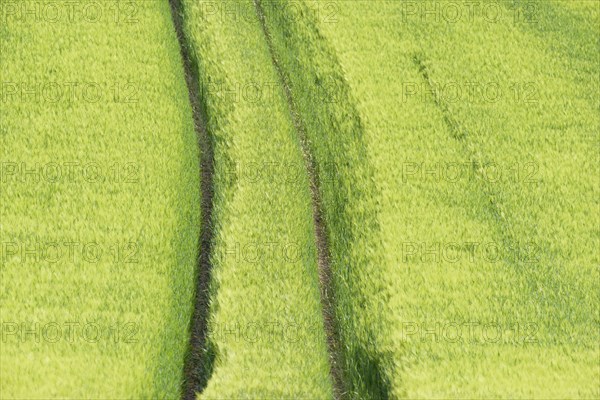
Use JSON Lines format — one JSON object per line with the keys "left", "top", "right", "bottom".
{"left": 253, "top": 0, "right": 347, "bottom": 398}
{"left": 168, "top": 0, "right": 215, "bottom": 398}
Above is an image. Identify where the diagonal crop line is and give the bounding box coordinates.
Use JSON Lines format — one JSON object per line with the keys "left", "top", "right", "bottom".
{"left": 168, "top": 0, "right": 216, "bottom": 398}
{"left": 413, "top": 54, "right": 525, "bottom": 269}
{"left": 253, "top": 0, "right": 347, "bottom": 398}
{"left": 413, "top": 54, "right": 575, "bottom": 316}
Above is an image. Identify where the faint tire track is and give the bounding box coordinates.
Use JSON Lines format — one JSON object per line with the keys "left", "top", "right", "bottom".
{"left": 254, "top": 1, "right": 347, "bottom": 398}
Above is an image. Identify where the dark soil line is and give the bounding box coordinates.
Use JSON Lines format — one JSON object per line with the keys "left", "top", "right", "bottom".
{"left": 253, "top": 1, "right": 347, "bottom": 398}
{"left": 168, "top": 0, "right": 216, "bottom": 398}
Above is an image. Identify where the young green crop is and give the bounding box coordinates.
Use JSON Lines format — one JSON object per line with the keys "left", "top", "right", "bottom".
{"left": 0, "top": 1, "right": 200, "bottom": 397}
{"left": 399, "top": 1, "right": 600, "bottom": 395}
{"left": 260, "top": 1, "right": 397, "bottom": 397}
{"left": 2, "top": 0, "right": 597, "bottom": 397}
{"left": 177, "top": 0, "right": 334, "bottom": 397}
{"left": 262, "top": 0, "right": 599, "bottom": 397}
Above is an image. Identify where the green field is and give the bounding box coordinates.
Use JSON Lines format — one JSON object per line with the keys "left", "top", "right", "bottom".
{"left": 1, "top": 0, "right": 598, "bottom": 398}
{"left": 0, "top": 1, "right": 200, "bottom": 397}
{"left": 262, "top": 0, "right": 600, "bottom": 397}
{"left": 176, "top": 0, "right": 333, "bottom": 397}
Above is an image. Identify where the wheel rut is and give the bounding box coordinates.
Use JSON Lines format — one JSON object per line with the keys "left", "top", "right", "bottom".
{"left": 253, "top": 1, "right": 347, "bottom": 398}
{"left": 168, "top": 0, "right": 216, "bottom": 398}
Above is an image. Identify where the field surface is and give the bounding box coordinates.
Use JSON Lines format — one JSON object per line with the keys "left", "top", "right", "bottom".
{"left": 1, "top": 0, "right": 598, "bottom": 398}
{"left": 262, "top": 0, "right": 600, "bottom": 397}
{"left": 1, "top": 1, "right": 200, "bottom": 397}
{"left": 176, "top": 0, "right": 334, "bottom": 397}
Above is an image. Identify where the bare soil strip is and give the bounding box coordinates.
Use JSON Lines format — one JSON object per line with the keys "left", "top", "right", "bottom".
{"left": 168, "top": 0, "right": 216, "bottom": 398}
{"left": 253, "top": 1, "right": 347, "bottom": 398}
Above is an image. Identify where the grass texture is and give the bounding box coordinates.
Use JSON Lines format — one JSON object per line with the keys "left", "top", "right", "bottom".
{"left": 176, "top": 0, "right": 334, "bottom": 397}
{"left": 0, "top": 1, "right": 200, "bottom": 397}
{"left": 1, "top": 0, "right": 598, "bottom": 398}
{"left": 261, "top": 0, "right": 599, "bottom": 398}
